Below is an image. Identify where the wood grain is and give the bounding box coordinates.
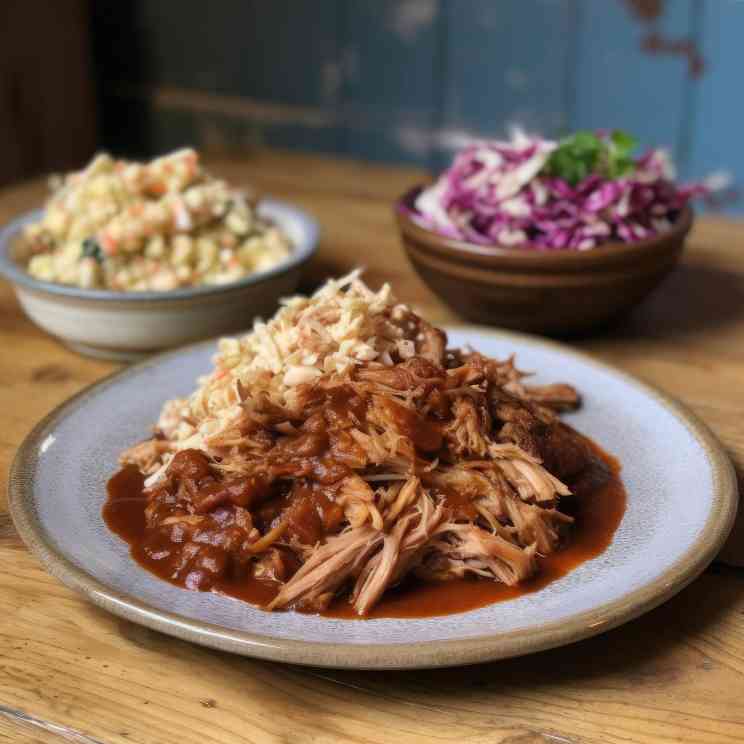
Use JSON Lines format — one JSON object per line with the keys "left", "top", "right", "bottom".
{"left": 1, "top": 149, "right": 743, "bottom": 743}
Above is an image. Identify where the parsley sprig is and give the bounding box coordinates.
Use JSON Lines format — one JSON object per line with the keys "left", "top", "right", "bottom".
{"left": 81, "top": 238, "right": 104, "bottom": 263}
{"left": 543, "top": 130, "right": 638, "bottom": 186}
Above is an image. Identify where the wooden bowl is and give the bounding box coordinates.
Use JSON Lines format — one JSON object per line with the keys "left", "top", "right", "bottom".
{"left": 396, "top": 186, "right": 694, "bottom": 335}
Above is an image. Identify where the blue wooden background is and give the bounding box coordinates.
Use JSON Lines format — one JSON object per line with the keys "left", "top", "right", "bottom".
{"left": 92, "top": 0, "right": 742, "bottom": 212}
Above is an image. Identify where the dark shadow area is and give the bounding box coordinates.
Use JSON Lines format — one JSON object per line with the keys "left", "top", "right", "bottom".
{"left": 296, "top": 256, "right": 340, "bottom": 296}
{"left": 0, "top": 513, "right": 19, "bottom": 544}
{"left": 542, "top": 261, "right": 744, "bottom": 343}
{"left": 89, "top": 2, "right": 152, "bottom": 156}
{"left": 0, "top": 1, "right": 97, "bottom": 185}
{"left": 291, "top": 567, "right": 743, "bottom": 693}
{"left": 71, "top": 530, "right": 744, "bottom": 744}
{"left": 717, "top": 465, "right": 744, "bottom": 567}
{"left": 95, "top": 556, "right": 743, "bottom": 692}
{"left": 606, "top": 261, "right": 744, "bottom": 341}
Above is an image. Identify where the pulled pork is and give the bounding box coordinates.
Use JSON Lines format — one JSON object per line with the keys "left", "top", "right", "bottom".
{"left": 120, "top": 272, "right": 588, "bottom": 615}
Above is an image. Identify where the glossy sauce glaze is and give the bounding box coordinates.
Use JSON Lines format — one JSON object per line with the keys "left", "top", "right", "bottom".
{"left": 103, "top": 438, "right": 626, "bottom": 619}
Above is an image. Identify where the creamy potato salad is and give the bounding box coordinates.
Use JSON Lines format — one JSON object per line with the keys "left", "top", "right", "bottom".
{"left": 24, "top": 149, "right": 292, "bottom": 291}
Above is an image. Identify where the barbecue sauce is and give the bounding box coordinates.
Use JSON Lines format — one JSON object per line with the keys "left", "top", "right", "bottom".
{"left": 103, "top": 437, "right": 625, "bottom": 619}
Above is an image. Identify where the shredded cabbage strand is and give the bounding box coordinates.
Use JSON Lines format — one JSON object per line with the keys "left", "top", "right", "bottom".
{"left": 412, "top": 130, "right": 712, "bottom": 250}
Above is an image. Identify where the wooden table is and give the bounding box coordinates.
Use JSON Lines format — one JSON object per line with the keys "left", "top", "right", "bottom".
{"left": 1, "top": 150, "right": 743, "bottom": 744}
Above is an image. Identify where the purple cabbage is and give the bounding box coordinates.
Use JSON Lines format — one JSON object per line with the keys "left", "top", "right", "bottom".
{"left": 412, "top": 132, "right": 711, "bottom": 250}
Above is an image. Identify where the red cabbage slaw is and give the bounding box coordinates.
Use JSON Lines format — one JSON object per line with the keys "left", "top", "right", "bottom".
{"left": 411, "top": 130, "right": 707, "bottom": 250}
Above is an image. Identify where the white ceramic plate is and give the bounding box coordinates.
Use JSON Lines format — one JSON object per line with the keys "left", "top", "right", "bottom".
{"left": 9, "top": 327, "right": 737, "bottom": 669}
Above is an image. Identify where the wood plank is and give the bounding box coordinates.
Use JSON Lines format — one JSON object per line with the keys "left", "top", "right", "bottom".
{"left": 0, "top": 707, "right": 105, "bottom": 743}
{"left": 109, "top": 0, "right": 341, "bottom": 105}
{"left": 571, "top": 0, "right": 695, "bottom": 151}
{"left": 92, "top": 1, "right": 345, "bottom": 156}
{"left": 437, "top": 0, "right": 576, "bottom": 168}
{"left": 339, "top": 0, "right": 442, "bottom": 163}
{"left": 684, "top": 0, "right": 744, "bottom": 214}
{"left": 0, "top": 1, "right": 96, "bottom": 186}
{"left": 1, "top": 541, "right": 744, "bottom": 744}
{"left": 1, "top": 149, "right": 744, "bottom": 743}
{"left": 88, "top": 0, "right": 744, "bottom": 214}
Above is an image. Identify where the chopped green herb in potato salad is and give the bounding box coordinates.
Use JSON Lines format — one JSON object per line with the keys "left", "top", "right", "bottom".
{"left": 24, "top": 149, "right": 292, "bottom": 291}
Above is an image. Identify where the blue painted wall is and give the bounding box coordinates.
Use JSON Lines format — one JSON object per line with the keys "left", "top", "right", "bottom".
{"left": 92, "top": 0, "right": 741, "bottom": 211}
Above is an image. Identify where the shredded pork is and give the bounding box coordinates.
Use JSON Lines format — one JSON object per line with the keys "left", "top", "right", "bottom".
{"left": 121, "top": 271, "right": 588, "bottom": 615}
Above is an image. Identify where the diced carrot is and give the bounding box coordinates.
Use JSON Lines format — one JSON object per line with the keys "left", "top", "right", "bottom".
{"left": 148, "top": 182, "right": 167, "bottom": 196}
{"left": 183, "top": 151, "right": 198, "bottom": 178}
{"left": 100, "top": 232, "right": 118, "bottom": 255}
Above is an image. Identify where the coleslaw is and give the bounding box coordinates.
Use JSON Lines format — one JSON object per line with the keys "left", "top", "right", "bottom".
{"left": 24, "top": 149, "right": 292, "bottom": 291}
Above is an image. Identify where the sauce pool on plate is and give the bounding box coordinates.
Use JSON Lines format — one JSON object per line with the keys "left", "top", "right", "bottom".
{"left": 103, "top": 438, "right": 626, "bottom": 619}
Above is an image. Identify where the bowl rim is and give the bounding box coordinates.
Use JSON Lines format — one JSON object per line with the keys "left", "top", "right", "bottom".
{"left": 395, "top": 184, "right": 694, "bottom": 268}
{"left": 0, "top": 199, "right": 319, "bottom": 303}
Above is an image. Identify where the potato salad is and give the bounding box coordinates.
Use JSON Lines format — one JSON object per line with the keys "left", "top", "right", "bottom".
{"left": 24, "top": 149, "right": 292, "bottom": 291}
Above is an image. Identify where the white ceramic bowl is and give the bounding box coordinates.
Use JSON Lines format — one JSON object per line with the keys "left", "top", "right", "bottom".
{"left": 0, "top": 200, "right": 318, "bottom": 361}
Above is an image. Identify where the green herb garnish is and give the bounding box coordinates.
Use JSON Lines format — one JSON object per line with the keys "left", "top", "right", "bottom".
{"left": 606, "top": 130, "right": 637, "bottom": 179}
{"left": 544, "top": 130, "right": 638, "bottom": 186}
{"left": 81, "top": 238, "right": 104, "bottom": 263}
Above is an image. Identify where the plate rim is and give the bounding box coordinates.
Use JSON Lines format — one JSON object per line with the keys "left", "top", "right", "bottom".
{"left": 8, "top": 326, "right": 739, "bottom": 670}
